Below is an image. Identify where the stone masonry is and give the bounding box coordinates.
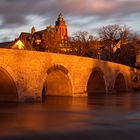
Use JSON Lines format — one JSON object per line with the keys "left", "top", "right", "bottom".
{"left": 0, "top": 49, "right": 134, "bottom": 102}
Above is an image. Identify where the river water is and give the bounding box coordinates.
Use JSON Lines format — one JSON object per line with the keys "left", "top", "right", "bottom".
{"left": 0, "top": 92, "right": 140, "bottom": 140}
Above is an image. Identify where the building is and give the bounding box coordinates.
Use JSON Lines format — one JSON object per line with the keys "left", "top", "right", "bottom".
{"left": 55, "top": 13, "right": 68, "bottom": 40}
{"left": 0, "top": 39, "right": 25, "bottom": 50}
{"left": 113, "top": 39, "right": 127, "bottom": 52}
{"left": 19, "top": 13, "right": 68, "bottom": 51}
{"left": 10, "top": 39, "right": 25, "bottom": 49}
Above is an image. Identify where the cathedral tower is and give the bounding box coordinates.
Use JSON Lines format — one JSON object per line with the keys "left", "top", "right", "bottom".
{"left": 55, "top": 13, "right": 68, "bottom": 40}
{"left": 31, "top": 26, "right": 36, "bottom": 35}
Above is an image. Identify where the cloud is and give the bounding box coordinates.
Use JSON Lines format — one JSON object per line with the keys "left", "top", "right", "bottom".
{"left": 0, "top": 0, "right": 140, "bottom": 41}
{"left": 0, "top": 0, "right": 140, "bottom": 26}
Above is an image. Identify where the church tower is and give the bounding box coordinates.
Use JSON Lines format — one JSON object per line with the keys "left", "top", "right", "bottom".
{"left": 55, "top": 13, "right": 68, "bottom": 40}
{"left": 31, "top": 26, "right": 36, "bottom": 35}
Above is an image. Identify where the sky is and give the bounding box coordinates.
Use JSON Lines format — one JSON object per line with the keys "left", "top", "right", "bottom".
{"left": 0, "top": 0, "right": 140, "bottom": 42}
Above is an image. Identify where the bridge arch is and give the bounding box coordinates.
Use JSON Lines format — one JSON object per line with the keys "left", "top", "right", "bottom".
{"left": 41, "top": 65, "right": 73, "bottom": 99}
{"left": 87, "top": 67, "right": 107, "bottom": 95}
{"left": 0, "top": 67, "right": 18, "bottom": 102}
{"left": 114, "top": 73, "right": 127, "bottom": 92}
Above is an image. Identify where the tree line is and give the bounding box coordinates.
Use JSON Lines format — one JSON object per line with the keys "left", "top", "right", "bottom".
{"left": 68, "top": 24, "right": 140, "bottom": 67}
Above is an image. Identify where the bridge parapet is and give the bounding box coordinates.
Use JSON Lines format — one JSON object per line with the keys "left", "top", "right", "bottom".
{"left": 0, "top": 49, "right": 135, "bottom": 102}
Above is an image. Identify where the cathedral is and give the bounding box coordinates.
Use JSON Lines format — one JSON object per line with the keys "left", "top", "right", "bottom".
{"left": 55, "top": 13, "right": 68, "bottom": 40}
{"left": 19, "top": 13, "right": 68, "bottom": 51}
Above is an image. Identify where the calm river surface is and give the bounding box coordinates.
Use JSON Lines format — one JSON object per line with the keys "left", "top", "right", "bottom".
{"left": 0, "top": 92, "right": 140, "bottom": 140}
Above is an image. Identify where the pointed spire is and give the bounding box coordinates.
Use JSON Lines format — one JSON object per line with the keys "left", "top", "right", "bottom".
{"left": 58, "top": 13, "right": 63, "bottom": 21}
{"left": 59, "top": 13, "right": 63, "bottom": 18}
{"left": 55, "top": 13, "right": 66, "bottom": 26}
{"left": 31, "top": 26, "right": 36, "bottom": 35}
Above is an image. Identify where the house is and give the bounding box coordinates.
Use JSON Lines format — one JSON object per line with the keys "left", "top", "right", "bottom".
{"left": 0, "top": 39, "right": 25, "bottom": 50}
{"left": 10, "top": 39, "right": 25, "bottom": 49}
{"left": 19, "top": 32, "right": 32, "bottom": 48}
{"left": 113, "top": 39, "right": 127, "bottom": 52}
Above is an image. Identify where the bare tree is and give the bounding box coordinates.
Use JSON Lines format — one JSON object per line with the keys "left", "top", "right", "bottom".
{"left": 119, "top": 25, "right": 131, "bottom": 44}
{"left": 70, "top": 31, "right": 95, "bottom": 56}
{"left": 41, "top": 26, "right": 60, "bottom": 52}
{"left": 131, "top": 33, "right": 140, "bottom": 44}
{"left": 98, "top": 24, "right": 121, "bottom": 54}
{"left": 98, "top": 24, "right": 134, "bottom": 58}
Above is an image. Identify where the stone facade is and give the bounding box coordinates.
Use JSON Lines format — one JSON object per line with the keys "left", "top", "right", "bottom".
{"left": 19, "top": 13, "right": 68, "bottom": 50}
{"left": 0, "top": 48, "right": 135, "bottom": 102}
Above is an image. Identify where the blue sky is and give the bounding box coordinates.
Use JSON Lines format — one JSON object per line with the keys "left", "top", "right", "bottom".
{"left": 0, "top": 0, "right": 140, "bottom": 42}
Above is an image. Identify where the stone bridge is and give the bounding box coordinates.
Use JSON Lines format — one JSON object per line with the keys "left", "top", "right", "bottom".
{"left": 0, "top": 49, "right": 135, "bottom": 102}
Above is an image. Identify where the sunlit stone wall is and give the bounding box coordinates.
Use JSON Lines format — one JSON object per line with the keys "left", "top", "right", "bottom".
{"left": 0, "top": 49, "right": 133, "bottom": 102}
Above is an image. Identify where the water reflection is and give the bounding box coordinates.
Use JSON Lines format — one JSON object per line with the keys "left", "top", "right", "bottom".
{"left": 90, "top": 93, "right": 140, "bottom": 111}
{"left": 0, "top": 92, "right": 140, "bottom": 140}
